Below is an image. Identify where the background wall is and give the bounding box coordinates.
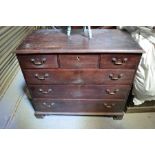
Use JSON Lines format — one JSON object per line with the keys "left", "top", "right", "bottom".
{"left": 0, "top": 26, "right": 34, "bottom": 128}
{"left": 0, "top": 26, "right": 34, "bottom": 99}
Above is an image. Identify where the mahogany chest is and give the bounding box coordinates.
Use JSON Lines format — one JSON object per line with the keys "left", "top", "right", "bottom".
{"left": 16, "top": 29, "right": 143, "bottom": 119}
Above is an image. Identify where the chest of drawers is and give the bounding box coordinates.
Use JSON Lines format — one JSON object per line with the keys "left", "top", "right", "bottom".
{"left": 16, "top": 29, "right": 143, "bottom": 119}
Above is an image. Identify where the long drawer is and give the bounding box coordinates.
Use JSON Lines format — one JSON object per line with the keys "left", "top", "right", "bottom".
{"left": 32, "top": 99, "right": 125, "bottom": 113}
{"left": 23, "top": 69, "right": 135, "bottom": 85}
{"left": 28, "top": 85, "right": 130, "bottom": 99}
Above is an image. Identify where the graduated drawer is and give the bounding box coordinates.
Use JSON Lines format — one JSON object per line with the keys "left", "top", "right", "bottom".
{"left": 59, "top": 54, "right": 99, "bottom": 69}
{"left": 32, "top": 99, "right": 125, "bottom": 113}
{"left": 100, "top": 54, "right": 141, "bottom": 69}
{"left": 28, "top": 85, "right": 130, "bottom": 99}
{"left": 23, "top": 69, "right": 135, "bottom": 85}
{"left": 17, "top": 54, "right": 58, "bottom": 69}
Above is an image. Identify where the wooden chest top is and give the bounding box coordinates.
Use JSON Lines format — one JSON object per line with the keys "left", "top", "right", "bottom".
{"left": 16, "top": 29, "right": 143, "bottom": 54}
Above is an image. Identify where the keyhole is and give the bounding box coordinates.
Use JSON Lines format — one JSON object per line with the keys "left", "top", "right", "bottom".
{"left": 77, "top": 56, "right": 80, "bottom": 61}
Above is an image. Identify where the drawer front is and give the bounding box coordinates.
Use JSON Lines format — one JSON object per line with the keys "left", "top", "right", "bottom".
{"left": 24, "top": 69, "right": 135, "bottom": 85}
{"left": 32, "top": 99, "right": 125, "bottom": 113}
{"left": 17, "top": 54, "right": 58, "bottom": 69}
{"left": 28, "top": 85, "right": 130, "bottom": 99}
{"left": 59, "top": 54, "right": 99, "bottom": 68}
{"left": 100, "top": 54, "right": 141, "bottom": 69}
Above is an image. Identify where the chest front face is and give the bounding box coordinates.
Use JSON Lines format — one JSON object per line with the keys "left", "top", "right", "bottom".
{"left": 16, "top": 29, "right": 143, "bottom": 119}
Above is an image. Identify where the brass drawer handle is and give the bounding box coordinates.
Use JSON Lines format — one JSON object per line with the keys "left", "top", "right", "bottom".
{"left": 35, "top": 73, "right": 49, "bottom": 80}
{"left": 30, "top": 58, "right": 46, "bottom": 65}
{"left": 106, "top": 89, "right": 119, "bottom": 95}
{"left": 112, "top": 57, "right": 128, "bottom": 65}
{"left": 103, "top": 103, "right": 115, "bottom": 108}
{"left": 43, "top": 102, "right": 55, "bottom": 108}
{"left": 109, "top": 73, "right": 123, "bottom": 80}
{"left": 39, "top": 88, "right": 52, "bottom": 94}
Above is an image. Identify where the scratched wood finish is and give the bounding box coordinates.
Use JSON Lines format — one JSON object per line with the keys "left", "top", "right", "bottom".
{"left": 16, "top": 29, "right": 143, "bottom": 54}
{"left": 28, "top": 85, "right": 130, "bottom": 99}
{"left": 23, "top": 69, "right": 135, "bottom": 85}
{"left": 32, "top": 99, "right": 125, "bottom": 113}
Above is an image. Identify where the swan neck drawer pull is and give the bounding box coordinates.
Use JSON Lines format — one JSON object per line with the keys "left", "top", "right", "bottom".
{"left": 35, "top": 73, "right": 49, "bottom": 80}
{"left": 39, "top": 88, "right": 52, "bottom": 94}
{"left": 103, "top": 103, "right": 115, "bottom": 108}
{"left": 112, "top": 57, "right": 128, "bottom": 65}
{"left": 109, "top": 73, "right": 123, "bottom": 80}
{"left": 30, "top": 58, "right": 46, "bottom": 65}
{"left": 106, "top": 89, "right": 119, "bottom": 95}
{"left": 43, "top": 102, "right": 55, "bottom": 108}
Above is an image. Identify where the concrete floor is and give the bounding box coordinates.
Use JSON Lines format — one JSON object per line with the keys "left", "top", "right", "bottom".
{"left": 7, "top": 94, "right": 155, "bottom": 129}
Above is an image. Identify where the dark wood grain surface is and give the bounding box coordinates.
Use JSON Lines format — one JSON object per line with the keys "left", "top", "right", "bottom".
{"left": 28, "top": 84, "right": 130, "bottom": 99}
{"left": 17, "top": 53, "right": 141, "bottom": 69}
{"left": 59, "top": 54, "right": 99, "bottom": 68}
{"left": 17, "top": 54, "right": 58, "bottom": 68}
{"left": 100, "top": 53, "right": 141, "bottom": 69}
{"left": 32, "top": 99, "right": 125, "bottom": 113}
{"left": 16, "top": 29, "right": 143, "bottom": 54}
{"left": 23, "top": 69, "right": 135, "bottom": 85}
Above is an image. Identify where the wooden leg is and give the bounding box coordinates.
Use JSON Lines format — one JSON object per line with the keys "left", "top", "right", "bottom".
{"left": 113, "top": 115, "right": 123, "bottom": 120}
{"left": 35, "top": 113, "right": 45, "bottom": 119}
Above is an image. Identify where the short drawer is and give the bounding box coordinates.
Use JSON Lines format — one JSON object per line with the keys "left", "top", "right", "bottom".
{"left": 100, "top": 54, "right": 141, "bottom": 69}
{"left": 24, "top": 69, "right": 135, "bottom": 85}
{"left": 28, "top": 85, "right": 130, "bottom": 99}
{"left": 17, "top": 54, "right": 58, "bottom": 69}
{"left": 32, "top": 99, "right": 125, "bottom": 113}
{"left": 59, "top": 54, "right": 99, "bottom": 68}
